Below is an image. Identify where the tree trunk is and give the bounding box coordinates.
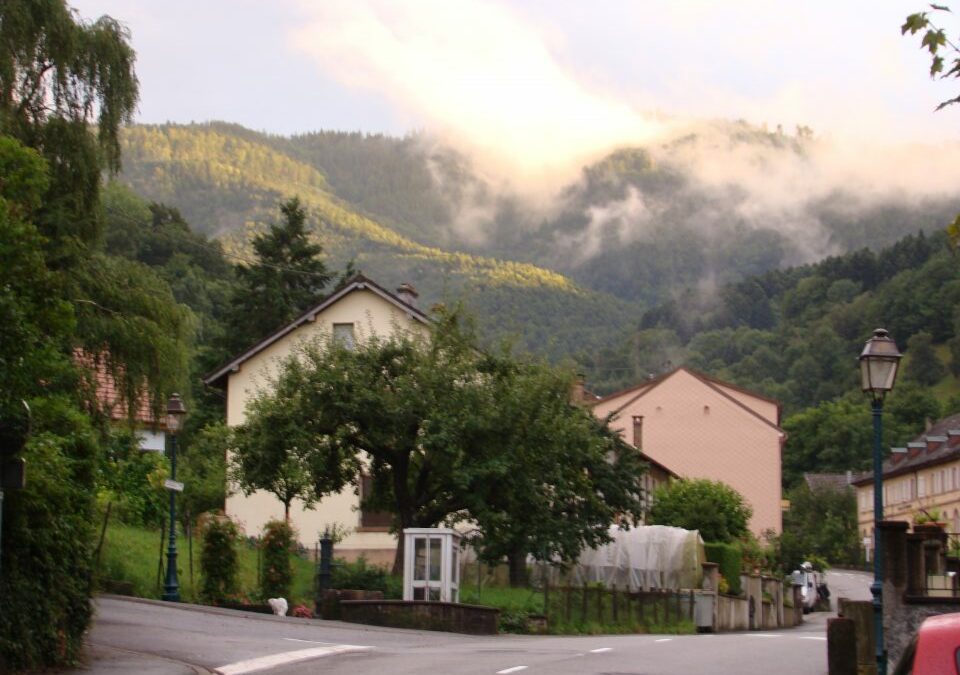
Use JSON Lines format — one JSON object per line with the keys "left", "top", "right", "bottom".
{"left": 392, "top": 533, "right": 405, "bottom": 577}
{"left": 508, "top": 549, "right": 529, "bottom": 587}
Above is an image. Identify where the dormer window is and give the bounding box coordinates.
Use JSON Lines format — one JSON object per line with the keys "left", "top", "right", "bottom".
{"left": 333, "top": 323, "right": 356, "bottom": 350}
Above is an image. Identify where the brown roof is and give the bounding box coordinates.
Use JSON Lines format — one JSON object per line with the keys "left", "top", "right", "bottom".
{"left": 74, "top": 350, "right": 157, "bottom": 425}
{"left": 594, "top": 366, "right": 784, "bottom": 435}
{"left": 803, "top": 472, "right": 853, "bottom": 492}
{"left": 204, "top": 274, "right": 431, "bottom": 388}
{"left": 851, "top": 412, "right": 960, "bottom": 486}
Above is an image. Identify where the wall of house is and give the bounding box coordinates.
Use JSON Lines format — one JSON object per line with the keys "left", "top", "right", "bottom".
{"left": 856, "top": 457, "right": 960, "bottom": 556}
{"left": 224, "top": 288, "right": 428, "bottom": 558}
{"left": 595, "top": 369, "right": 784, "bottom": 536}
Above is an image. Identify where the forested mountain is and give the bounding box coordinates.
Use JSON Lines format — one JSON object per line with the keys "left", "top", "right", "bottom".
{"left": 116, "top": 124, "right": 636, "bottom": 361}
{"left": 114, "top": 122, "right": 960, "bottom": 399}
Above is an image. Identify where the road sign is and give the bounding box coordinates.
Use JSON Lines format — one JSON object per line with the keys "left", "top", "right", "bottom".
{"left": 164, "top": 479, "right": 184, "bottom": 492}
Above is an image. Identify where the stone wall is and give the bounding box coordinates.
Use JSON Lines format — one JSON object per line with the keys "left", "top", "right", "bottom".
{"left": 877, "top": 520, "right": 960, "bottom": 666}
{"left": 339, "top": 600, "right": 500, "bottom": 635}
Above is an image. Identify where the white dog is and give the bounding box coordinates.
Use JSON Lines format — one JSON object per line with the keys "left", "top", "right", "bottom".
{"left": 268, "top": 597, "right": 288, "bottom": 616}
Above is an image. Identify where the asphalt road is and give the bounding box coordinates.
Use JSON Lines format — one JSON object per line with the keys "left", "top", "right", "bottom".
{"left": 78, "top": 586, "right": 866, "bottom": 675}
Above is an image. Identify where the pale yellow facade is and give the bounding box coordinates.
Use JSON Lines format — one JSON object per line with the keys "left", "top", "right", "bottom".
{"left": 593, "top": 368, "right": 785, "bottom": 537}
{"left": 856, "top": 454, "right": 960, "bottom": 558}
{"left": 219, "top": 283, "right": 429, "bottom": 564}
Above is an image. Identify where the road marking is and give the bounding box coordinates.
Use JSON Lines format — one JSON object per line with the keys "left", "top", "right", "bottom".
{"left": 282, "top": 638, "right": 330, "bottom": 644}
{"left": 590, "top": 647, "right": 613, "bottom": 653}
{"left": 799, "top": 636, "right": 828, "bottom": 641}
{"left": 215, "top": 645, "right": 372, "bottom": 674}
{"left": 747, "top": 633, "right": 781, "bottom": 638}
{"left": 496, "top": 667, "right": 528, "bottom": 674}
{"left": 655, "top": 638, "right": 672, "bottom": 643}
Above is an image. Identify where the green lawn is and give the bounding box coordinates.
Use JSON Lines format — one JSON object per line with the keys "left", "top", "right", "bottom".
{"left": 95, "top": 522, "right": 315, "bottom": 605}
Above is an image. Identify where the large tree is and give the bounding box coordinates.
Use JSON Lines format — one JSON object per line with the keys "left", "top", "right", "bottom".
{"left": 459, "top": 360, "right": 646, "bottom": 585}
{"left": 224, "top": 197, "right": 332, "bottom": 354}
{"left": 233, "top": 309, "right": 645, "bottom": 576}
{"left": 0, "top": 3, "right": 193, "bottom": 669}
{"left": 778, "top": 482, "right": 859, "bottom": 571}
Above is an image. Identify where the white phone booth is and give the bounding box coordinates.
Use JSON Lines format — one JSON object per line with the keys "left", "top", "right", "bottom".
{"left": 403, "top": 528, "right": 461, "bottom": 602}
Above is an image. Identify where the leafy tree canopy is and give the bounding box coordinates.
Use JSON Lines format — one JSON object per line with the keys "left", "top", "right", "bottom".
{"left": 649, "top": 478, "right": 752, "bottom": 543}
{"left": 777, "top": 482, "right": 859, "bottom": 571}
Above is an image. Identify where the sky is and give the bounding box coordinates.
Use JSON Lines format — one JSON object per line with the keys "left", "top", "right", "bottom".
{"left": 68, "top": 0, "right": 960, "bottom": 179}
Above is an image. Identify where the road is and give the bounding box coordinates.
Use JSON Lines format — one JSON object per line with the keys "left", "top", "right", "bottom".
{"left": 79, "top": 582, "right": 874, "bottom": 675}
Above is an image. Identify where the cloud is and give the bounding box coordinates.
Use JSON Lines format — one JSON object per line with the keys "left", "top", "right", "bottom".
{"left": 292, "top": 0, "right": 668, "bottom": 183}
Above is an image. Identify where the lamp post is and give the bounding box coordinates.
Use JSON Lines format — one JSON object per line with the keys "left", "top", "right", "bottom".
{"left": 859, "top": 328, "right": 901, "bottom": 675}
{"left": 162, "top": 393, "right": 186, "bottom": 602}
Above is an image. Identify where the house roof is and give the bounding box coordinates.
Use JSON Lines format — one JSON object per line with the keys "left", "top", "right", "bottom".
{"left": 851, "top": 412, "right": 960, "bottom": 486}
{"left": 593, "top": 366, "right": 785, "bottom": 435}
{"left": 803, "top": 472, "right": 854, "bottom": 492}
{"left": 639, "top": 449, "right": 680, "bottom": 479}
{"left": 74, "top": 349, "right": 157, "bottom": 426}
{"left": 203, "top": 274, "right": 431, "bottom": 388}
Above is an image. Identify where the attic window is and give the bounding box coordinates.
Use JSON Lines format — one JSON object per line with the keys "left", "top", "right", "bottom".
{"left": 333, "top": 323, "right": 356, "bottom": 350}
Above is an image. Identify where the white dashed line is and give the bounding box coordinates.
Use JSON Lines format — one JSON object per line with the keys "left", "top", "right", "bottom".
{"left": 655, "top": 638, "right": 672, "bottom": 643}
{"left": 282, "top": 638, "right": 329, "bottom": 644}
{"left": 799, "top": 636, "right": 828, "bottom": 641}
{"left": 747, "top": 634, "right": 781, "bottom": 638}
{"left": 497, "top": 667, "right": 528, "bottom": 674}
{"left": 590, "top": 647, "right": 613, "bottom": 653}
{"left": 215, "top": 645, "right": 372, "bottom": 675}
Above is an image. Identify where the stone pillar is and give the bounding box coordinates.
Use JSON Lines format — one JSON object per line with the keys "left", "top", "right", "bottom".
{"left": 879, "top": 520, "right": 910, "bottom": 669}
{"left": 906, "top": 534, "right": 925, "bottom": 596}
{"left": 745, "top": 574, "right": 762, "bottom": 630}
{"left": 701, "top": 562, "right": 720, "bottom": 592}
{"left": 827, "top": 617, "right": 859, "bottom": 675}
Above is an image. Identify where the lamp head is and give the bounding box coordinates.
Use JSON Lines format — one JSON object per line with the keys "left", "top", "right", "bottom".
{"left": 166, "top": 393, "right": 187, "bottom": 433}
{"left": 859, "top": 328, "right": 901, "bottom": 401}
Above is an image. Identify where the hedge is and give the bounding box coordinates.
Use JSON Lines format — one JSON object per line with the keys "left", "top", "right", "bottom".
{"left": 704, "top": 541, "right": 742, "bottom": 596}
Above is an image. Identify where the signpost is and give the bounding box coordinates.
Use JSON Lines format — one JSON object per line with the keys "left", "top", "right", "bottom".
{"left": 164, "top": 479, "right": 184, "bottom": 493}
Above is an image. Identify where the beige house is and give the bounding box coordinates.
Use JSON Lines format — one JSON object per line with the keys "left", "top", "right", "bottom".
{"left": 204, "top": 275, "right": 430, "bottom": 565}
{"left": 591, "top": 367, "right": 786, "bottom": 537}
{"left": 852, "top": 413, "right": 960, "bottom": 561}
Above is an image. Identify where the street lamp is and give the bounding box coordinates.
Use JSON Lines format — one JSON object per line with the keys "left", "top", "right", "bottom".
{"left": 859, "top": 328, "right": 901, "bottom": 675}
{"left": 162, "top": 393, "right": 186, "bottom": 602}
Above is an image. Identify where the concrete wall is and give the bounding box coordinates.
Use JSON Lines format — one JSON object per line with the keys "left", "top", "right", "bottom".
{"left": 594, "top": 369, "right": 784, "bottom": 536}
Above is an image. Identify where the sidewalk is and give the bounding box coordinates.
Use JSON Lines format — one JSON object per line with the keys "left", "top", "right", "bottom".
{"left": 68, "top": 643, "right": 207, "bottom": 675}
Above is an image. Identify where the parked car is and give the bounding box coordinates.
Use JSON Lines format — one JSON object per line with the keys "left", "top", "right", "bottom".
{"left": 893, "top": 612, "right": 960, "bottom": 675}
{"left": 792, "top": 561, "right": 829, "bottom": 614}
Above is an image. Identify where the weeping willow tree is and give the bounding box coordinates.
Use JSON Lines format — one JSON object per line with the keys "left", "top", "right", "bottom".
{"left": 0, "top": 2, "right": 191, "bottom": 670}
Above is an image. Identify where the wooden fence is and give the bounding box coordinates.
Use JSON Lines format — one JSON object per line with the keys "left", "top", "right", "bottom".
{"left": 544, "top": 584, "right": 696, "bottom": 630}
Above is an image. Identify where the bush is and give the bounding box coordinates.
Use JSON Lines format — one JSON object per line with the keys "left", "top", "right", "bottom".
{"left": 705, "top": 541, "right": 742, "bottom": 595}
{"left": 200, "top": 516, "right": 240, "bottom": 604}
{"left": 261, "top": 520, "right": 295, "bottom": 600}
{"left": 332, "top": 556, "right": 400, "bottom": 597}
{"left": 0, "top": 396, "right": 99, "bottom": 671}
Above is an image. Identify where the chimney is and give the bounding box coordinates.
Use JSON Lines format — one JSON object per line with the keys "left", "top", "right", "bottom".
{"left": 396, "top": 282, "right": 418, "bottom": 307}
{"left": 570, "top": 374, "right": 585, "bottom": 405}
{"left": 632, "top": 415, "right": 644, "bottom": 449}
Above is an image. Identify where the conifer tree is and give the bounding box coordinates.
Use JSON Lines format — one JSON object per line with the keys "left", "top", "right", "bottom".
{"left": 224, "top": 197, "right": 332, "bottom": 354}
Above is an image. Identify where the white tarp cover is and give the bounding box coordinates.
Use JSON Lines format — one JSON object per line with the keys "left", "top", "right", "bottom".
{"left": 574, "top": 525, "right": 705, "bottom": 591}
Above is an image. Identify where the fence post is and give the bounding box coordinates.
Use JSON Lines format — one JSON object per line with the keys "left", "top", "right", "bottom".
{"left": 565, "top": 585, "right": 572, "bottom": 623}
{"left": 543, "top": 570, "right": 550, "bottom": 622}
{"left": 582, "top": 581, "right": 588, "bottom": 624}
{"left": 596, "top": 584, "right": 603, "bottom": 623}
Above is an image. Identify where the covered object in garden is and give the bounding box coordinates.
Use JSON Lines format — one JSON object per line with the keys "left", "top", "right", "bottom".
{"left": 574, "top": 525, "right": 705, "bottom": 591}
